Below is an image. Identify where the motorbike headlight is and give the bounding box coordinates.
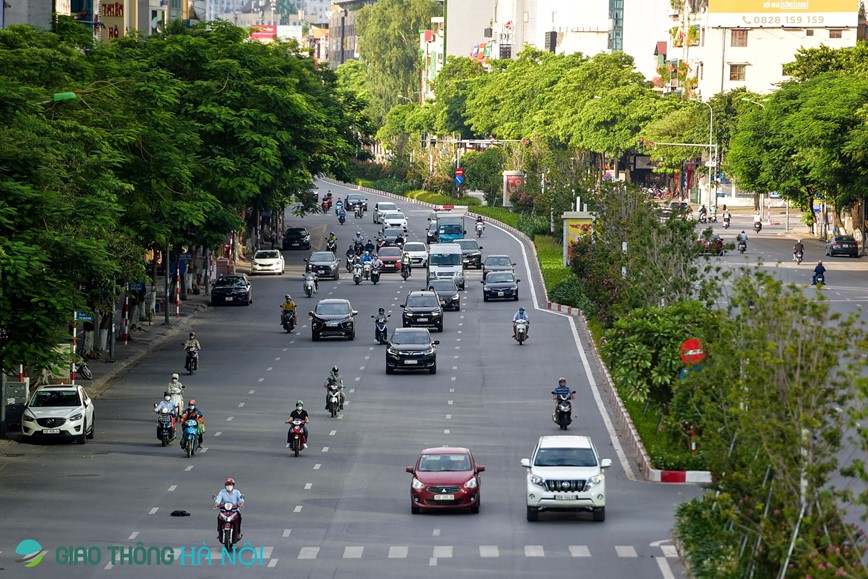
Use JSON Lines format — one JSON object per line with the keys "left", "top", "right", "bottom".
{"left": 529, "top": 474, "right": 545, "bottom": 487}
{"left": 69, "top": 412, "right": 83, "bottom": 422}
{"left": 411, "top": 478, "right": 425, "bottom": 490}
{"left": 463, "top": 477, "right": 478, "bottom": 489}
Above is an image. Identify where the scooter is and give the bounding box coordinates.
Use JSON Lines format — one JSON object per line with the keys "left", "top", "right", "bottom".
{"left": 552, "top": 393, "right": 573, "bottom": 430}
{"left": 338, "top": 212, "right": 346, "bottom": 225}
{"left": 280, "top": 308, "right": 296, "bottom": 333}
{"left": 794, "top": 250, "right": 803, "bottom": 265}
{"left": 321, "top": 199, "right": 331, "bottom": 212}
{"left": 286, "top": 418, "right": 307, "bottom": 457}
{"left": 754, "top": 221, "right": 762, "bottom": 233}
{"left": 334, "top": 202, "right": 344, "bottom": 216}
{"left": 738, "top": 240, "right": 747, "bottom": 254}
{"left": 167, "top": 385, "right": 184, "bottom": 417}
{"left": 723, "top": 217, "right": 731, "bottom": 229}
{"left": 326, "top": 384, "right": 343, "bottom": 418}
{"left": 156, "top": 408, "right": 175, "bottom": 446}
{"left": 181, "top": 418, "right": 199, "bottom": 458}
{"left": 326, "top": 239, "right": 337, "bottom": 253}
{"left": 303, "top": 273, "right": 317, "bottom": 298}
{"left": 813, "top": 273, "right": 826, "bottom": 287}
{"left": 184, "top": 347, "right": 199, "bottom": 375}
{"left": 346, "top": 256, "right": 354, "bottom": 272}
{"left": 515, "top": 319, "right": 529, "bottom": 345}
{"left": 372, "top": 313, "right": 390, "bottom": 344}
{"left": 355, "top": 205, "right": 363, "bottom": 218}
{"left": 370, "top": 265, "right": 381, "bottom": 285}
{"left": 353, "top": 262, "right": 363, "bottom": 285}
{"left": 363, "top": 261, "right": 371, "bottom": 280}
{"left": 215, "top": 499, "right": 242, "bottom": 552}
{"left": 401, "top": 265, "right": 410, "bottom": 281}
{"left": 73, "top": 358, "right": 93, "bottom": 380}
{"left": 476, "top": 222, "right": 484, "bottom": 237}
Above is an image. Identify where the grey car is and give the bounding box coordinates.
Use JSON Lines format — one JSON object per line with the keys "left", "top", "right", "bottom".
{"left": 482, "top": 255, "right": 516, "bottom": 281}
{"left": 455, "top": 239, "right": 483, "bottom": 269}
{"left": 304, "top": 251, "right": 340, "bottom": 280}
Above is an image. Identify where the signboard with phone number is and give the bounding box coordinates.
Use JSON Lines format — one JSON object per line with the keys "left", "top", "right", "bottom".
{"left": 707, "top": 0, "right": 858, "bottom": 28}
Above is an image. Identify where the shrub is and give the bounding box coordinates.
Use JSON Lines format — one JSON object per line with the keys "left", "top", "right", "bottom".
{"left": 516, "top": 214, "right": 551, "bottom": 239}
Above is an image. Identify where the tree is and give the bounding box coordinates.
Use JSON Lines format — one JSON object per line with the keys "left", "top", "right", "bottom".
{"left": 784, "top": 43, "right": 868, "bottom": 81}
{"left": 430, "top": 56, "right": 486, "bottom": 138}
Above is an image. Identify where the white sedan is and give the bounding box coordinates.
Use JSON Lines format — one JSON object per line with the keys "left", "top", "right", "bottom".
{"left": 402, "top": 242, "right": 428, "bottom": 267}
{"left": 382, "top": 211, "right": 408, "bottom": 232}
{"left": 250, "top": 249, "right": 285, "bottom": 275}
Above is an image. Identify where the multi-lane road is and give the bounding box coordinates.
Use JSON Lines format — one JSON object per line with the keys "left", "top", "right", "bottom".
{"left": 5, "top": 184, "right": 865, "bottom": 578}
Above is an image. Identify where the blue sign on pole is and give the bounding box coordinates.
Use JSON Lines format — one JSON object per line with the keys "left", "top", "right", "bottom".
{"left": 75, "top": 312, "right": 94, "bottom": 322}
{"left": 455, "top": 175, "right": 464, "bottom": 185}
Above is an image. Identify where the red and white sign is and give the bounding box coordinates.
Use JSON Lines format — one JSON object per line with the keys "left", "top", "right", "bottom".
{"left": 680, "top": 338, "right": 706, "bottom": 365}
{"left": 250, "top": 25, "right": 277, "bottom": 40}
{"left": 455, "top": 167, "right": 464, "bottom": 177}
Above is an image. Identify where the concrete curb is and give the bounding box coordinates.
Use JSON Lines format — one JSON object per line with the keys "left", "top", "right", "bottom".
{"left": 325, "top": 178, "right": 710, "bottom": 483}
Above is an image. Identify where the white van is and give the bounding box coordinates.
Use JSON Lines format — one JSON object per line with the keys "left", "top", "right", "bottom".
{"left": 427, "top": 243, "right": 465, "bottom": 290}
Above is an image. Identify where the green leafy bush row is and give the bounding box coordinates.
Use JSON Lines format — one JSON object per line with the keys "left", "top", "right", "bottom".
{"left": 407, "top": 190, "right": 481, "bottom": 206}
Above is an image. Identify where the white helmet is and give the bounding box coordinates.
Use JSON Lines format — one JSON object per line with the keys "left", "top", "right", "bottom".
{"left": 171, "top": 373, "right": 179, "bottom": 381}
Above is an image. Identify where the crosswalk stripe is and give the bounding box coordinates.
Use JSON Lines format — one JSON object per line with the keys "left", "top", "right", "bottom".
{"left": 343, "top": 546, "right": 364, "bottom": 559}
{"left": 661, "top": 544, "right": 678, "bottom": 558}
{"left": 525, "top": 545, "right": 545, "bottom": 557}
{"left": 388, "top": 546, "right": 408, "bottom": 559}
{"left": 479, "top": 545, "right": 499, "bottom": 558}
{"left": 298, "top": 547, "right": 319, "bottom": 559}
{"left": 569, "top": 545, "right": 591, "bottom": 557}
{"left": 616, "top": 545, "right": 638, "bottom": 558}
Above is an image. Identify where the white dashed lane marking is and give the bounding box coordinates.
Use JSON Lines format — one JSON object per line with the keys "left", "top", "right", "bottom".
{"left": 616, "top": 545, "right": 638, "bottom": 557}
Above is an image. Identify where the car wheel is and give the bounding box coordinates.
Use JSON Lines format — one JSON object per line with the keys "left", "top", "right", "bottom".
{"left": 436, "top": 322, "right": 443, "bottom": 332}
{"left": 386, "top": 364, "right": 394, "bottom": 375}
{"left": 526, "top": 506, "right": 539, "bottom": 522}
{"left": 411, "top": 505, "right": 420, "bottom": 514}
{"left": 312, "top": 333, "right": 320, "bottom": 342}
{"left": 471, "top": 502, "right": 480, "bottom": 514}
{"left": 211, "top": 299, "right": 218, "bottom": 306}
{"left": 334, "top": 272, "right": 340, "bottom": 280}
{"left": 78, "top": 421, "right": 87, "bottom": 445}
{"left": 86, "top": 415, "right": 95, "bottom": 439}
{"left": 429, "top": 362, "right": 437, "bottom": 375}
{"left": 483, "top": 295, "right": 489, "bottom": 302}
{"left": 348, "top": 331, "right": 355, "bottom": 341}
{"left": 403, "top": 322, "right": 410, "bottom": 328}
{"left": 593, "top": 507, "right": 606, "bottom": 522}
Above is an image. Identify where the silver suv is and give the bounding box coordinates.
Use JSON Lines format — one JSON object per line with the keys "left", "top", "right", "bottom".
{"left": 521, "top": 435, "right": 611, "bottom": 522}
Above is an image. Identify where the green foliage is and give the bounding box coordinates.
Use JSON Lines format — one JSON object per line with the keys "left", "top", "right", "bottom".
{"left": 516, "top": 214, "right": 550, "bottom": 239}
{"left": 461, "top": 147, "right": 505, "bottom": 206}
{"left": 473, "top": 206, "right": 522, "bottom": 228}
{"left": 430, "top": 56, "right": 486, "bottom": 137}
{"left": 784, "top": 43, "right": 868, "bottom": 80}
{"left": 674, "top": 497, "right": 741, "bottom": 578}
{"left": 407, "top": 190, "right": 481, "bottom": 206}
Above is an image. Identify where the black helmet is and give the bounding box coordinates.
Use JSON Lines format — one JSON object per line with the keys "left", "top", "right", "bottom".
{"left": 378, "top": 307, "right": 385, "bottom": 314}
{"left": 332, "top": 366, "right": 339, "bottom": 373}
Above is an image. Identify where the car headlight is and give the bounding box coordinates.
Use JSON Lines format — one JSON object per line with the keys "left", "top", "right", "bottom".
{"left": 463, "top": 477, "right": 478, "bottom": 489}
{"left": 588, "top": 474, "right": 604, "bottom": 486}
{"left": 303, "top": 235, "right": 310, "bottom": 241}
{"left": 387, "top": 348, "right": 398, "bottom": 356}
{"left": 529, "top": 474, "right": 545, "bottom": 487}
{"left": 451, "top": 294, "right": 459, "bottom": 301}
{"left": 411, "top": 478, "right": 425, "bottom": 490}
{"left": 483, "top": 286, "right": 490, "bottom": 291}
{"left": 432, "top": 311, "right": 441, "bottom": 317}
{"left": 252, "top": 261, "right": 259, "bottom": 266}
{"left": 422, "top": 347, "right": 435, "bottom": 356}
{"left": 23, "top": 412, "right": 35, "bottom": 422}
{"left": 69, "top": 412, "right": 83, "bottom": 421}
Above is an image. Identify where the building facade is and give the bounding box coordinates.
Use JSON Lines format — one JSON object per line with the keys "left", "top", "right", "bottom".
{"left": 328, "top": 0, "right": 375, "bottom": 69}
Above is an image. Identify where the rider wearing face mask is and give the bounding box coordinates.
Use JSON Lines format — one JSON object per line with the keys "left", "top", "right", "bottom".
{"left": 154, "top": 392, "right": 177, "bottom": 416}
{"left": 324, "top": 366, "right": 345, "bottom": 410}
{"left": 213, "top": 478, "right": 244, "bottom": 542}
{"left": 180, "top": 400, "right": 205, "bottom": 449}
{"left": 286, "top": 401, "right": 309, "bottom": 448}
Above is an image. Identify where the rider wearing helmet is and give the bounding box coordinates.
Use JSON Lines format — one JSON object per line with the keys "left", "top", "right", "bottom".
{"left": 325, "top": 366, "right": 345, "bottom": 410}
{"left": 793, "top": 239, "right": 805, "bottom": 260}
{"left": 354, "top": 231, "right": 364, "bottom": 245}
{"left": 359, "top": 250, "right": 373, "bottom": 264}
{"left": 281, "top": 293, "right": 297, "bottom": 325}
{"left": 287, "top": 401, "right": 309, "bottom": 448}
{"left": 154, "top": 391, "right": 177, "bottom": 415}
{"left": 213, "top": 477, "right": 245, "bottom": 543}
{"left": 327, "top": 231, "right": 336, "bottom": 245}
{"left": 167, "top": 373, "right": 184, "bottom": 415}
{"left": 179, "top": 400, "right": 204, "bottom": 449}
{"left": 551, "top": 377, "right": 575, "bottom": 401}
{"left": 512, "top": 306, "right": 529, "bottom": 339}
{"left": 364, "top": 239, "right": 376, "bottom": 253}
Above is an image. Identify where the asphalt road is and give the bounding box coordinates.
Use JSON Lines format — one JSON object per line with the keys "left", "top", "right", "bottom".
{"left": 2, "top": 184, "right": 715, "bottom": 578}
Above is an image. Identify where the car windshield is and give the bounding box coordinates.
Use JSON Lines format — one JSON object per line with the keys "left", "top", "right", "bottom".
{"left": 379, "top": 247, "right": 402, "bottom": 257}
{"left": 486, "top": 273, "right": 514, "bottom": 283}
{"left": 429, "top": 253, "right": 462, "bottom": 266}
{"left": 534, "top": 448, "right": 598, "bottom": 467}
{"left": 30, "top": 390, "right": 81, "bottom": 407}
{"left": 215, "top": 277, "right": 246, "bottom": 287}
{"left": 407, "top": 296, "right": 440, "bottom": 308}
{"left": 486, "top": 257, "right": 512, "bottom": 266}
{"left": 429, "top": 281, "right": 457, "bottom": 292}
{"left": 347, "top": 195, "right": 364, "bottom": 201}
{"left": 310, "top": 252, "right": 335, "bottom": 262}
{"left": 834, "top": 236, "right": 856, "bottom": 242}
{"left": 254, "top": 250, "right": 280, "bottom": 259}
{"left": 418, "top": 453, "right": 472, "bottom": 472}
{"left": 378, "top": 204, "right": 397, "bottom": 212}
{"left": 456, "top": 240, "right": 478, "bottom": 250}
{"left": 404, "top": 243, "right": 426, "bottom": 252}
{"left": 385, "top": 212, "right": 405, "bottom": 220}
{"left": 315, "top": 302, "right": 350, "bottom": 315}
{"left": 439, "top": 224, "right": 463, "bottom": 234}
{"left": 286, "top": 228, "right": 306, "bottom": 236}
{"left": 393, "top": 331, "right": 431, "bottom": 345}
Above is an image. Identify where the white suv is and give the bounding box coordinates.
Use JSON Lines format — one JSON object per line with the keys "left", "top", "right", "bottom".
{"left": 373, "top": 202, "right": 398, "bottom": 224}
{"left": 21, "top": 384, "right": 95, "bottom": 444}
{"left": 521, "top": 435, "right": 611, "bottom": 522}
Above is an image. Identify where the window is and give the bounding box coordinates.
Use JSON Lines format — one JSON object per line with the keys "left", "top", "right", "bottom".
{"left": 829, "top": 29, "right": 843, "bottom": 39}
{"left": 729, "top": 64, "right": 746, "bottom": 81}
{"left": 805, "top": 29, "right": 814, "bottom": 36}
{"left": 731, "top": 29, "right": 748, "bottom": 47}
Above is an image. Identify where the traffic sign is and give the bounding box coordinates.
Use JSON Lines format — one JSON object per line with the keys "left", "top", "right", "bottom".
{"left": 75, "top": 312, "right": 94, "bottom": 322}
{"left": 455, "top": 167, "right": 464, "bottom": 177}
{"left": 455, "top": 175, "right": 464, "bottom": 185}
{"left": 680, "top": 338, "right": 706, "bottom": 365}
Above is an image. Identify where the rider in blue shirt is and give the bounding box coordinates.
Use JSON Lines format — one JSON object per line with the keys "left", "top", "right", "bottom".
{"left": 551, "top": 377, "right": 575, "bottom": 401}
{"left": 512, "top": 306, "right": 529, "bottom": 339}
{"left": 213, "top": 477, "right": 244, "bottom": 542}
{"left": 359, "top": 251, "right": 373, "bottom": 264}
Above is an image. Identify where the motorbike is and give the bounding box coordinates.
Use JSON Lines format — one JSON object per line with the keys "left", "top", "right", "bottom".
{"left": 515, "top": 319, "right": 529, "bottom": 345}
{"left": 372, "top": 313, "right": 390, "bottom": 344}
{"left": 326, "top": 384, "right": 343, "bottom": 418}
{"left": 346, "top": 256, "right": 354, "bottom": 272}
{"left": 794, "top": 250, "right": 803, "bottom": 265}
{"left": 353, "top": 262, "right": 363, "bottom": 285}
{"left": 723, "top": 217, "right": 731, "bottom": 229}
{"left": 354, "top": 241, "right": 364, "bottom": 256}
{"left": 552, "top": 393, "right": 573, "bottom": 430}
{"left": 737, "top": 240, "right": 747, "bottom": 254}
{"left": 303, "top": 273, "right": 317, "bottom": 298}
{"left": 813, "top": 273, "right": 826, "bottom": 286}
{"left": 156, "top": 408, "right": 175, "bottom": 446}
{"left": 370, "top": 265, "right": 381, "bottom": 285}
{"left": 754, "top": 221, "right": 762, "bottom": 233}
{"left": 286, "top": 418, "right": 307, "bottom": 457}
{"left": 476, "top": 222, "right": 484, "bottom": 237}
{"left": 698, "top": 212, "right": 708, "bottom": 224}
{"left": 338, "top": 212, "right": 346, "bottom": 225}
{"left": 326, "top": 239, "right": 337, "bottom": 253}
{"left": 281, "top": 308, "right": 296, "bottom": 333}
{"left": 73, "top": 358, "right": 93, "bottom": 380}
{"left": 354, "top": 205, "right": 363, "bottom": 218}
{"left": 334, "top": 202, "right": 344, "bottom": 216}
{"left": 181, "top": 418, "right": 199, "bottom": 458}
{"left": 321, "top": 199, "right": 331, "bottom": 212}
{"left": 184, "top": 347, "right": 199, "bottom": 375}
{"left": 215, "top": 500, "right": 242, "bottom": 551}
{"left": 363, "top": 261, "right": 371, "bottom": 280}
{"left": 401, "top": 265, "right": 410, "bottom": 281}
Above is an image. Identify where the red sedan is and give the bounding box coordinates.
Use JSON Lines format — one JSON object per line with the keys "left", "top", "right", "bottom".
{"left": 378, "top": 246, "right": 403, "bottom": 272}
{"left": 406, "top": 447, "right": 485, "bottom": 514}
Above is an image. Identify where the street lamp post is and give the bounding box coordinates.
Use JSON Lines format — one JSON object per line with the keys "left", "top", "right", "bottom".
{"left": 691, "top": 98, "right": 716, "bottom": 213}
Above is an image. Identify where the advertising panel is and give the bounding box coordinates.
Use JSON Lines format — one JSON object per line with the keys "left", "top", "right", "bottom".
{"left": 707, "top": 0, "right": 858, "bottom": 28}
{"left": 100, "top": 0, "right": 127, "bottom": 43}
{"left": 250, "top": 25, "right": 278, "bottom": 41}
{"left": 565, "top": 217, "right": 594, "bottom": 265}
{"left": 502, "top": 171, "right": 524, "bottom": 208}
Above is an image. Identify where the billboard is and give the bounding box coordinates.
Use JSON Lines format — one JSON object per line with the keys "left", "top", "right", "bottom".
{"left": 707, "top": 0, "right": 859, "bottom": 28}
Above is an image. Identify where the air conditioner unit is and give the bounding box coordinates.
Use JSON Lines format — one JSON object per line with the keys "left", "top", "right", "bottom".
{"left": 484, "top": 27, "right": 492, "bottom": 38}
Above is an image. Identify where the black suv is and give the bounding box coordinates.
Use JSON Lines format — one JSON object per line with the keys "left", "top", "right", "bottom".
{"left": 344, "top": 193, "right": 369, "bottom": 211}
{"left": 400, "top": 290, "right": 443, "bottom": 332}
{"left": 455, "top": 239, "right": 483, "bottom": 269}
{"left": 282, "top": 227, "right": 311, "bottom": 250}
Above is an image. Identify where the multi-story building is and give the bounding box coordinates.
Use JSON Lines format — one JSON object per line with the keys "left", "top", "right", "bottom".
{"left": 420, "top": 16, "right": 444, "bottom": 102}
{"left": 295, "top": 0, "right": 330, "bottom": 23}
{"left": 328, "top": 0, "right": 375, "bottom": 69}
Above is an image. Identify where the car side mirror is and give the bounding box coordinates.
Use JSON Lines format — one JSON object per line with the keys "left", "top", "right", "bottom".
{"left": 476, "top": 466, "right": 486, "bottom": 473}
{"left": 478, "top": 246, "right": 483, "bottom": 250}
{"left": 601, "top": 459, "right": 612, "bottom": 469}
{"left": 405, "top": 466, "right": 414, "bottom": 474}
{"left": 433, "top": 340, "right": 440, "bottom": 345}
{"left": 480, "top": 280, "right": 484, "bottom": 284}
{"left": 399, "top": 304, "right": 406, "bottom": 308}
{"left": 512, "top": 263, "right": 517, "bottom": 266}
{"left": 303, "top": 259, "right": 309, "bottom": 263}
{"left": 516, "top": 279, "right": 521, "bottom": 283}
{"left": 352, "top": 311, "right": 358, "bottom": 316}
{"left": 520, "top": 458, "right": 531, "bottom": 468}
{"left": 308, "top": 311, "right": 314, "bottom": 317}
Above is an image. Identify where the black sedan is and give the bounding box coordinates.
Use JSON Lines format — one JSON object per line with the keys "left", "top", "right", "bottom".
{"left": 455, "top": 239, "right": 483, "bottom": 269}
{"left": 283, "top": 227, "right": 311, "bottom": 250}
{"left": 401, "top": 290, "right": 443, "bottom": 332}
{"left": 482, "top": 255, "right": 515, "bottom": 280}
{"left": 482, "top": 272, "right": 520, "bottom": 302}
{"left": 304, "top": 251, "right": 340, "bottom": 280}
{"left": 344, "top": 193, "right": 369, "bottom": 212}
{"left": 826, "top": 235, "right": 860, "bottom": 257}
{"left": 386, "top": 328, "right": 439, "bottom": 374}
{"left": 309, "top": 299, "right": 357, "bottom": 341}
{"left": 211, "top": 274, "right": 253, "bottom": 306}
{"left": 427, "top": 279, "right": 461, "bottom": 311}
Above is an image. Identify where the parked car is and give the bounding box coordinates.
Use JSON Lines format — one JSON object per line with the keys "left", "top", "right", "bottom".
{"left": 696, "top": 232, "right": 724, "bottom": 256}
{"left": 309, "top": 299, "right": 357, "bottom": 341}
{"left": 455, "top": 239, "right": 483, "bottom": 269}
{"left": 21, "top": 384, "right": 95, "bottom": 444}
{"left": 406, "top": 446, "right": 485, "bottom": 513}
{"left": 377, "top": 246, "right": 404, "bottom": 272}
{"left": 250, "top": 249, "right": 285, "bottom": 275}
{"left": 374, "top": 201, "right": 399, "bottom": 224}
{"left": 403, "top": 242, "right": 429, "bottom": 267}
{"left": 826, "top": 235, "right": 860, "bottom": 257}
{"left": 401, "top": 290, "right": 443, "bottom": 331}
{"left": 482, "top": 272, "right": 520, "bottom": 301}
{"left": 282, "top": 227, "right": 311, "bottom": 250}
{"left": 304, "top": 251, "right": 340, "bottom": 280}
{"left": 344, "top": 193, "right": 369, "bottom": 212}
{"left": 427, "top": 279, "right": 461, "bottom": 311}
{"left": 381, "top": 211, "right": 408, "bottom": 231}
{"left": 482, "top": 255, "right": 515, "bottom": 280}
{"left": 521, "top": 435, "right": 612, "bottom": 522}
{"left": 386, "top": 328, "right": 439, "bottom": 375}
{"left": 211, "top": 274, "right": 253, "bottom": 306}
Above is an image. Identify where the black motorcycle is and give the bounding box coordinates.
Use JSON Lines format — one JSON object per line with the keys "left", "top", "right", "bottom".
{"left": 552, "top": 393, "right": 573, "bottom": 430}
{"left": 326, "top": 239, "right": 337, "bottom": 253}
{"left": 156, "top": 410, "right": 175, "bottom": 446}
{"left": 281, "top": 309, "right": 296, "bottom": 333}
{"left": 184, "top": 347, "right": 199, "bottom": 374}
{"left": 372, "top": 313, "right": 390, "bottom": 344}
{"left": 371, "top": 265, "right": 381, "bottom": 285}
{"left": 753, "top": 221, "right": 762, "bottom": 233}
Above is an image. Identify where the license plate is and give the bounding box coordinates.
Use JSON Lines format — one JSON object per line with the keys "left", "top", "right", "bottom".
{"left": 405, "top": 359, "right": 418, "bottom": 365}
{"left": 498, "top": 291, "right": 504, "bottom": 297}
{"left": 43, "top": 429, "right": 61, "bottom": 434}
{"left": 434, "top": 494, "right": 454, "bottom": 501}
{"left": 326, "top": 321, "right": 340, "bottom": 327}
{"left": 555, "top": 494, "right": 576, "bottom": 501}
{"left": 225, "top": 297, "right": 234, "bottom": 302}
{"left": 291, "top": 243, "right": 300, "bottom": 246}
{"left": 417, "top": 318, "right": 428, "bottom": 322}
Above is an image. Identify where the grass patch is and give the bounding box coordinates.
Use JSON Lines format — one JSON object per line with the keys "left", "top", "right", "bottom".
{"left": 534, "top": 236, "right": 573, "bottom": 288}
{"left": 621, "top": 396, "right": 707, "bottom": 471}
{"left": 407, "top": 190, "right": 481, "bottom": 206}
{"left": 474, "top": 206, "right": 521, "bottom": 228}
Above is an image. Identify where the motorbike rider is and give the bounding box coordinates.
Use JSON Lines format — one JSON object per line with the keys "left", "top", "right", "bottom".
{"left": 326, "top": 231, "right": 337, "bottom": 245}
{"left": 154, "top": 392, "right": 178, "bottom": 418}
{"left": 286, "top": 401, "right": 309, "bottom": 448}
{"left": 476, "top": 215, "right": 484, "bottom": 225}
{"left": 400, "top": 251, "right": 411, "bottom": 275}
{"left": 697, "top": 205, "right": 708, "bottom": 221}
{"left": 793, "top": 239, "right": 805, "bottom": 261}
{"left": 353, "top": 231, "right": 364, "bottom": 245}
{"left": 371, "top": 254, "right": 383, "bottom": 272}
{"left": 736, "top": 230, "right": 749, "bottom": 249}
{"left": 359, "top": 250, "right": 373, "bottom": 265}
{"left": 335, "top": 199, "right": 344, "bottom": 214}
{"left": 183, "top": 332, "right": 201, "bottom": 368}
{"left": 346, "top": 243, "right": 356, "bottom": 264}
{"left": 213, "top": 477, "right": 244, "bottom": 543}
{"left": 812, "top": 260, "right": 826, "bottom": 285}
{"left": 395, "top": 232, "right": 406, "bottom": 247}
{"left": 753, "top": 213, "right": 762, "bottom": 228}
{"left": 364, "top": 239, "right": 376, "bottom": 254}
{"left": 324, "top": 366, "right": 346, "bottom": 410}
{"left": 179, "top": 400, "right": 205, "bottom": 449}
{"left": 512, "top": 306, "right": 530, "bottom": 339}
{"left": 551, "top": 377, "right": 576, "bottom": 402}
{"left": 722, "top": 209, "right": 732, "bottom": 223}
{"left": 281, "top": 294, "right": 297, "bottom": 326}
{"left": 167, "top": 373, "right": 185, "bottom": 412}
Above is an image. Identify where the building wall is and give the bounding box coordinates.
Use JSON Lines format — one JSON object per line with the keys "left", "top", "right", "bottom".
{"left": 297, "top": 0, "right": 330, "bottom": 23}
{"left": 3, "top": 0, "right": 55, "bottom": 29}
{"left": 622, "top": 0, "right": 673, "bottom": 81}
{"left": 445, "top": 0, "right": 494, "bottom": 59}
